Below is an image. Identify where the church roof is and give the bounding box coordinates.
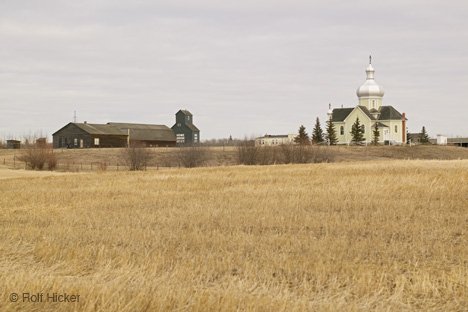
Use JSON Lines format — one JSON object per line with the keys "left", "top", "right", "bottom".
{"left": 374, "top": 122, "right": 388, "bottom": 128}
{"left": 379, "top": 106, "right": 403, "bottom": 120}
{"left": 331, "top": 108, "right": 354, "bottom": 122}
{"left": 358, "top": 106, "right": 376, "bottom": 120}
{"left": 331, "top": 105, "right": 404, "bottom": 123}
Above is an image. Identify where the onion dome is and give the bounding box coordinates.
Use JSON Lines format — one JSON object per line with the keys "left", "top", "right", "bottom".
{"left": 356, "top": 60, "right": 384, "bottom": 98}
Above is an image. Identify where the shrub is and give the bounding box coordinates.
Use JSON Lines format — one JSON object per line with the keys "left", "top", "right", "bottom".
{"left": 18, "top": 143, "right": 57, "bottom": 170}
{"left": 237, "top": 140, "right": 259, "bottom": 165}
{"left": 47, "top": 154, "right": 58, "bottom": 170}
{"left": 281, "top": 145, "right": 333, "bottom": 164}
{"left": 177, "top": 146, "right": 208, "bottom": 168}
{"left": 121, "top": 143, "right": 151, "bottom": 171}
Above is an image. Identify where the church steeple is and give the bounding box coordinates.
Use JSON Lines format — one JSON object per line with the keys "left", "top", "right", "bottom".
{"left": 365, "top": 56, "right": 375, "bottom": 80}
{"left": 356, "top": 56, "right": 384, "bottom": 110}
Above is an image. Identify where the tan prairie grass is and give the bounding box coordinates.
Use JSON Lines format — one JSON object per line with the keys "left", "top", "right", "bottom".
{"left": 0, "top": 160, "right": 467, "bottom": 311}
{"left": 2, "top": 145, "right": 468, "bottom": 170}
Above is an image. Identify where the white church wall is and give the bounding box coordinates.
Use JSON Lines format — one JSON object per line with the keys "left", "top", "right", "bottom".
{"left": 342, "top": 108, "right": 373, "bottom": 144}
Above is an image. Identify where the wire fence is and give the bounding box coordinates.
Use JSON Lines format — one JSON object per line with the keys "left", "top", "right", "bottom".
{"left": 0, "top": 157, "right": 164, "bottom": 172}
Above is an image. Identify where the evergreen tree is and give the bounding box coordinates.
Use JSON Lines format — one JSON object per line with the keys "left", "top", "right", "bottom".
{"left": 420, "top": 126, "right": 430, "bottom": 144}
{"left": 325, "top": 117, "right": 338, "bottom": 145}
{"left": 294, "top": 125, "right": 310, "bottom": 145}
{"left": 372, "top": 123, "right": 380, "bottom": 145}
{"left": 350, "top": 117, "right": 365, "bottom": 145}
{"left": 311, "top": 117, "right": 325, "bottom": 144}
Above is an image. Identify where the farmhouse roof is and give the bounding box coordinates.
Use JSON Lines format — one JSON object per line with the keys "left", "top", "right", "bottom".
{"left": 258, "top": 134, "right": 289, "bottom": 139}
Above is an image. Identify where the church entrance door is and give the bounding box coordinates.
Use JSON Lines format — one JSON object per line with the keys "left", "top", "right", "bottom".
{"left": 383, "top": 129, "right": 390, "bottom": 141}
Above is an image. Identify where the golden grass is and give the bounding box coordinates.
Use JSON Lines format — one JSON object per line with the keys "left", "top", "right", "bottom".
{"left": 0, "top": 160, "right": 467, "bottom": 311}
{"left": 1, "top": 145, "right": 468, "bottom": 171}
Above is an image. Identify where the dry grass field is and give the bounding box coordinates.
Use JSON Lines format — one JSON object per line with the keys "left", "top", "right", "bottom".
{"left": 1, "top": 160, "right": 467, "bottom": 311}
{"left": 1, "top": 145, "right": 468, "bottom": 171}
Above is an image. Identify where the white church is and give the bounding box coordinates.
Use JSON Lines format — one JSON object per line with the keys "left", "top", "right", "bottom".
{"left": 329, "top": 57, "right": 407, "bottom": 144}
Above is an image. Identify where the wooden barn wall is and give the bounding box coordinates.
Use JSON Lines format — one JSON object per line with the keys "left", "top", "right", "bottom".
{"left": 53, "top": 124, "right": 128, "bottom": 148}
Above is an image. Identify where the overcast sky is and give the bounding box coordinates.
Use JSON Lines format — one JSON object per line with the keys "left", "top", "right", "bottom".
{"left": 1, "top": 0, "right": 467, "bottom": 140}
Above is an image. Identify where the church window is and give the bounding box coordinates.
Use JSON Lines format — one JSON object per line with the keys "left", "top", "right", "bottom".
{"left": 362, "top": 125, "right": 365, "bottom": 134}
{"left": 340, "top": 126, "right": 344, "bottom": 135}
{"left": 372, "top": 100, "right": 375, "bottom": 108}
{"left": 395, "top": 125, "right": 398, "bottom": 133}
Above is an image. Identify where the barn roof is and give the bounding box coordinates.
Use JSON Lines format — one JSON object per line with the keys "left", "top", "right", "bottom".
{"left": 108, "top": 123, "right": 176, "bottom": 141}
{"left": 185, "top": 123, "right": 199, "bottom": 132}
{"left": 177, "top": 109, "right": 193, "bottom": 116}
{"left": 54, "top": 122, "right": 176, "bottom": 142}
{"left": 73, "top": 123, "right": 124, "bottom": 135}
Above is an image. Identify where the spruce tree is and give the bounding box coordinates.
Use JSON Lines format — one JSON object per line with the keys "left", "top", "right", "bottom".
{"left": 325, "top": 117, "right": 338, "bottom": 145}
{"left": 372, "top": 123, "right": 380, "bottom": 145}
{"left": 420, "top": 126, "right": 430, "bottom": 144}
{"left": 350, "top": 117, "right": 365, "bottom": 145}
{"left": 311, "top": 117, "right": 325, "bottom": 144}
{"left": 294, "top": 125, "right": 310, "bottom": 145}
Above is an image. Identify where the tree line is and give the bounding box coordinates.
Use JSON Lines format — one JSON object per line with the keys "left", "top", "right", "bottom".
{"left": 295, "top": 116, "right": 431, "bottom": 146}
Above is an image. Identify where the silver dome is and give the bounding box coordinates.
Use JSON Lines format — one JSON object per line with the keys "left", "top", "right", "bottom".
{"left": 356, "top": 63, "right": 384, "bottom": 98}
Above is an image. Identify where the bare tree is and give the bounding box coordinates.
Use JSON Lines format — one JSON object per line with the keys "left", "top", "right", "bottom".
{"left": 121, "top": 143, "right": 151, "bottom": 171}
{"left": 177, "top": 145, "right": 209, "bottom": 168}
{"left": 18, "top": 140, "right": 57, "bottom": 170}
{"left": 236, "top": 140, "right": 259, "bottom": 165}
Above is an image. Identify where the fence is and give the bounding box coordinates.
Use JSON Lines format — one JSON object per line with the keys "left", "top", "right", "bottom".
{"left": 0, "top": 156, "right": 158, "bottom": 172}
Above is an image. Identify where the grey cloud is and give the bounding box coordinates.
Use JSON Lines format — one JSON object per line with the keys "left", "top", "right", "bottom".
{"left": 1, "top": 0, "right": 467, "bottom": 139}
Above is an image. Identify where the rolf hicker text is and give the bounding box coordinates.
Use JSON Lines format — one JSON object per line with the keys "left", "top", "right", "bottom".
{"left": 19, "top": 292, "right": 80, "bottom": 303}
